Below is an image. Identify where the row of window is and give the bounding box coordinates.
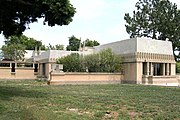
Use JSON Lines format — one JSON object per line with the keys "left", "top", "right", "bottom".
{"left": 0, "top": 63, "right": 38, "bottom": 73}
{"left": 143, "top": 62, "right": 171, "bottom": 76}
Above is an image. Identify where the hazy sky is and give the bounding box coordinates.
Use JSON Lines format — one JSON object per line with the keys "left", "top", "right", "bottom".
{"left": 0, "top": 0, "right": 179, "bottom": 47}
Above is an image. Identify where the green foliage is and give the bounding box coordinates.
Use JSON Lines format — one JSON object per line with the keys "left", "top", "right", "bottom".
{"left": 46, "top": 43, "right": 64, "bottom": 50}
{"left": 1, "top": 35, "right": 45, "bottom": 60}
{"left": 0, "top": 80, "right": 180, "bottom": 119}
{"left": 83, "top": 53, "right": 100, "bottom": 72}
{"left": 57, "top": 48, "right": 123, "bottom": 72}
{"left": 57, "top": 53, "right": 84, "bottom": 72}
{"left": 84, "top": 48, "right": 123, "bottom": 72}
{"left": 124, "top": 0, "right": 180, "bottom": 59}
{"left": 176, "top": 62, "right": 180, "bottom": 73}
{"left": 4, "top": 35, "right": 45, "bottom": 50}
{"left": 1, "top": 44, "right": 26, "bottom": 61}
{"left": 66, "top": 35, "right": 81, "bottom": 51}
{"left": 66, "top": 36, "right": 100, "bottom": 51}
{"left": 0, "top": 0, "right": 76, "bottom": 37}
{"left": 83, "top": 39, "right": 100, "bottom": 47}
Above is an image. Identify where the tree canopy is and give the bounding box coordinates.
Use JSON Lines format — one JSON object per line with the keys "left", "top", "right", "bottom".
{"left": 66, "top": 35, "right": 100, "bottom": 51}
{"left": 83, "top": 39, "right": 100, "bottom": 47}
{"left": 66, "top": 35, "right": 81, "bottom": 51}
{"left": 124, "top": 0, "right": 180, "bottom": 59}
{"left": 1, "top": 43, "right": 26, "bottom": 61}
{"left": 46, "top": 43, "right": 64, "bottom": 50}
{"left": 1, "top": 35, "right": 45, "bottom": 61}
{"left": 0, "top": 0, "right": 76, "bottom": 37}
{"left": 4, "top": 35, "right": 45, "bottom": 50}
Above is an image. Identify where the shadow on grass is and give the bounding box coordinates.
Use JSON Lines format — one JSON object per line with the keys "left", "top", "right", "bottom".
{"left": 0, "top": 85, "right": 47, "bottom": 101}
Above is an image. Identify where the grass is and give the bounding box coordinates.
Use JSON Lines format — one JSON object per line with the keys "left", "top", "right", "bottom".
{"left": 0, "top": 80, "right": 179, "bottom": 120}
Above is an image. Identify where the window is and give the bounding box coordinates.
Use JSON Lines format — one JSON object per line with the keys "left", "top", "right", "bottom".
{"left": 153, "top": 63, "right": 161, "bottom": 76}
{"left": 34, "top": 64, "right": 38, "bottom": 72}
{"left": 0, "top": 63, "right": 10, "bottom": 67}
{"left": 11, "top": 63, "right": 15, "bottom": 73}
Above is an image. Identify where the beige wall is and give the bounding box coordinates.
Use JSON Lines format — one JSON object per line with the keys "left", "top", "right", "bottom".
{"left": 46, "top": 63, "right": 51, "bottom": 80}
{"left": 170, "top": 63, "right": 176, "bottom": 75}
{"left": 0, "top": 68, "right": 11, "bottom": 78}
{"left": 123, "top": 62, "right": 143, "bottom": 84}
{"left": 0, "top": 67, "right": 36, "bottom": 79}
{"left": 136, "top": 62, "right": 143, "bottom": 84}
{"left": 123, "top": 62, "right": 137, "bottom": 83}
{"left": 16, "top": 68, "right": 35, "bottom": 79}
{"left": 39, "top": 64, "right": 43, "bottom": 77}
{"left": 39, "top": 63, "right": 52, "bottom": 79}
{"left": 50, "top": 72, "right": 123, "bottom": 85}
{"left": 142, "top": 75, "right": 178, "bottom": 86}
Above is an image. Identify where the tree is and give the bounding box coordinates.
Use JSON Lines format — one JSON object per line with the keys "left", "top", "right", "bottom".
{"left": 66, "top": 35, "right": 81, "bottom": 51}
{"left": 83, "top": 39, "right": 100, "bottom": 47}
{"left": 1, "top": 43, "right": 26, "bottom": 61}
{"left": 124, "top": 0, "right": 180, "bottom": 59}
{"left": 0, "top": 0, "right": 76, "bottom": 37}
{"left": 4, "top": 35, "right": 45, "bottom": 50}
{"left": 1, "top": 35, "right": 45, "bottom": 61}
{"left": 46, "top": 43, "right": 64, "bottom": 50}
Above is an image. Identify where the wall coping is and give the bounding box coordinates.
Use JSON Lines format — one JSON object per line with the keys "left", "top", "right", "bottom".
{"left": 142, "top": 75, "right": 177, "bottom": 78}
{"left": 51, "top": 72, "right": 123, "bottom": 76}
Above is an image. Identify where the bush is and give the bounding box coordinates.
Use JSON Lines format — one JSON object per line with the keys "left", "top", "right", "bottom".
{"left": 57, "top": 48, "right": 123, "bottom": 73}
{"left": 56, "top": 53, "right": 84, "bottom": 72}
{"left": 84, "top": 48, "right": 123, "bottom": 72}
{"left": 176, "top": 62, "right": 180, "bottom": 73}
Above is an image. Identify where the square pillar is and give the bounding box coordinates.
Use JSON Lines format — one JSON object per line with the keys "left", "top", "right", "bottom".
{"left": 170, "top": 63, "right": 176, "bottom": 75}
{"left": 146, "top": 62, "right": 150, "bottom": 75}
{"left": 166, "top": 63, "right": 169, "bottom": 76}
{"left": 154, "top": 64, "right": 158, "bottom": 76}
{"left": 162, "top": 63, "right": 165, "bottom": 76}
{"left": 149, "top": 62, "right": 153, "bottom": 76}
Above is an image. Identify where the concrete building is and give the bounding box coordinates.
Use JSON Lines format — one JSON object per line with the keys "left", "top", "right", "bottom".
{"left": 95, "top": 38, "right": 177, "bottom": 85}
{"left": 0, "top": 38, "right": 179, "bottom": 86}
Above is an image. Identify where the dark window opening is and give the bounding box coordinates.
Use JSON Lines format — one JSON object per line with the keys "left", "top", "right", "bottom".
{"left": 24, "top": 63, "right": 33, "bottom": 67}
{"left": 0, "top": 63, "right": 10, "bottom": 67}
{"left": 153, "top": 63, "right": 161, "bottom": 76}
{"left": 34, "top": 64, "right": 38, "bottom": 72}
{"left": 143, "top": 62, "right": 146, "bottom": 75}
{"left": 11, "top": 63, "right": 15, "bottom": 72}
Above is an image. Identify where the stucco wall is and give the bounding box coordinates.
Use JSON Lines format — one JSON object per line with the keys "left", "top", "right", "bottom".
{"left": 123, "top": 62, "right": 138, "bottom": 83}
{"left": 50, "top": 72, "right": 123, "bottom": 85}
{"left": 0, "top": 68, "right": 11, "bottom": 78}
{"left": 142, "top": 75, "right": 178, "bottom": 86}
{"left": 0, "top": 67, "right": 36, "bottom": 79}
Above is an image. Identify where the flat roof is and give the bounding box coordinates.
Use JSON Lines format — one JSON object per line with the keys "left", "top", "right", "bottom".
{"left": 95, "top": 38, "right": 174, "bottom": 55}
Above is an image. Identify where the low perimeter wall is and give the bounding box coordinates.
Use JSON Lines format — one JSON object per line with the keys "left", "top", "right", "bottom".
{"left": 0, "top": 67, "right": 37, "bottom": 80}
{"left": 142, "top": 75, "right": 179, "bottom": 86}
{"left": 50, "top": 72, "right": 123, "bottom": 85}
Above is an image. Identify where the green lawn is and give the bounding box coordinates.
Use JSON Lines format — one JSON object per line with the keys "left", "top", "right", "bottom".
{"left": 0, "top": 80, "right": 179, "bottom": 120}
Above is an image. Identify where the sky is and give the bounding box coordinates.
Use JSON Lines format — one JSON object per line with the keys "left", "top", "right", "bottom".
{"left": 0, "top": 0, "right": 180, "bottom": 47}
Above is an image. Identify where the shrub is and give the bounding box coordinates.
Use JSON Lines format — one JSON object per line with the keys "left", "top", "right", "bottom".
{"left": 176, "top": 62, "right": 180, "bottom": 73}
{"left": 57, "top": 53, "right": 84, "bottom": 72}
{"left": 57, "top": 48, "right": 123, "bottom": 73}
